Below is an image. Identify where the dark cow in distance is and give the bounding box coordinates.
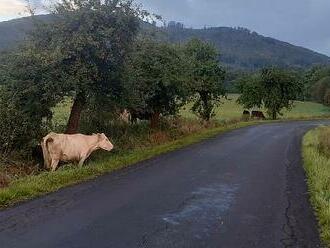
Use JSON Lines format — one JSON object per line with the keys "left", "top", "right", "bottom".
{"left": 251, "top": 111, "right": 266, "bottom": 120}
{"left": 242, "top": 110, "right": 250, "bottom": 121}
{"left": 130, "top": 109, "right": 153, "bottom": 124}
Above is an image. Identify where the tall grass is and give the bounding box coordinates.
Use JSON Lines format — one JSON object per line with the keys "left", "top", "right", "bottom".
{"left": 318, "top": 127, "right": 330, "bottom": 156}
{"left": 303, "top": 127, "right": 330, "bottom": 247}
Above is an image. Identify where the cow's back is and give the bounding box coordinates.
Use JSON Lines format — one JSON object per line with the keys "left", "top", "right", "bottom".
{"left": 48, "top": 134, "right": 90, "bottom": 162}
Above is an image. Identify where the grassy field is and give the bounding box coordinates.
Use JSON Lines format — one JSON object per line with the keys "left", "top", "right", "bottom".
{"left": 181, "top": 94, "right": 330, "bottom": 120}
{"left": 54, "top": 94, "right": 330, "bottom": 128}
{"left": 303, "top": 127, "right": 330, "bottom": 247}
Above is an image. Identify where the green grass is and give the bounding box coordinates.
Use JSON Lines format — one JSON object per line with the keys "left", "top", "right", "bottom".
{"left": 181, "top": 94, "right": 330, "bottom": 120}
{"left": 55, "top": 94, "right": 330, "bottom": 128}
{"left": 0, "top": 120, "right": 261, "bottom": 208}
{"left": 303, "top": 127, "right": 330, "bottom": 247}
{"left": 52, "top": 97, "right": 73, "bottom": 129}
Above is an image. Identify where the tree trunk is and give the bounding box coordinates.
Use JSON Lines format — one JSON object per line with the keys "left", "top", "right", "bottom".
{"left": 201, "top": 93, "right": 211, "bottom": 122}
{"left": 272, "top": 111, "right": 277, "bottom": 120}
{"left": 66, "top": 93, "right": 86, "bottom": 134}
{"left": 150, "top": 112, "right": 160, "bottom": 129}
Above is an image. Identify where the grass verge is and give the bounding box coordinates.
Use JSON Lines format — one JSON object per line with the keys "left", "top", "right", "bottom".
{"left": 303, "top": 127, "right": 330, "bottom": 247}
{"left": 0, "top": 120, "right": 262, "bottom": 209}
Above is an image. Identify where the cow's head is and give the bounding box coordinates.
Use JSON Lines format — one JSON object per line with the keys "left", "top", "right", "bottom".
{"left": 98, "top": 133, "right": 114, "bottom": 151}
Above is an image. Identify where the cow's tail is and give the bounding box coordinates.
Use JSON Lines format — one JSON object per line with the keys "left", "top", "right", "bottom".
{"left": 41, "top": 133, "right": 55, "bottom": 170}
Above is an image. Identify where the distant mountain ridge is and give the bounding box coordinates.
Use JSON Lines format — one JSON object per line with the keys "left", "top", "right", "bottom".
{"left": 161, "top": 25, "right": 330, "bottom": 70}
{"left": 1, "top": 16, "right": 330, "bottom": 70}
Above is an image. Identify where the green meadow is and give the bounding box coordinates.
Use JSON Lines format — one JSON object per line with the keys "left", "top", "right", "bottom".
{"left": 180, "top": 94, "right": 330, "bottom": 120}
{"left": 55, "top": 94, "right": 330, "bottom": 127}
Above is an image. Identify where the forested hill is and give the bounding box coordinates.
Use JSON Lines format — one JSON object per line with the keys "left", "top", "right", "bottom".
{"left": 1, "top": 16, "right": 330, "bottom": 70}
{"left": 161, "top": 26, "right": 330, "bottom": 70}
{"left": 0, "top": 15, "right": 54, "bottom": 52}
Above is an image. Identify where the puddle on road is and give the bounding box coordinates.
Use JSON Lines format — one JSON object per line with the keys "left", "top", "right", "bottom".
{"left": 140, "top": 183, "right": 238, "bottom": 248}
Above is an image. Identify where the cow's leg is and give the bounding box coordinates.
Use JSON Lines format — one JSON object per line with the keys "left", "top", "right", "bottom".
{"left": 78, "top": 156, "right": 87, "bottom": 168}
{"left": 50, "top": 159, "right": 59, "bottom": 172}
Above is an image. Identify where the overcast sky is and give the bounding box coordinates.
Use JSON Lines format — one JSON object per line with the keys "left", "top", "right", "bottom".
{"left": 1, "top": 0, "right": 330, "bottom": 56}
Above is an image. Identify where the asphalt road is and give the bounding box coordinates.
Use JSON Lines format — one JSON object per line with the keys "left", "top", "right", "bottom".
{"left": 0, "top": 121, "right": 329, "bottom": 248}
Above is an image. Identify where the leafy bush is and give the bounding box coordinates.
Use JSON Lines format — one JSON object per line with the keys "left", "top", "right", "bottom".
{"left": 0, "top": 89, "right": 49, "bottom": 156}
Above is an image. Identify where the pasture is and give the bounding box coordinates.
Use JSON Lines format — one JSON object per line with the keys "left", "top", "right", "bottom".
{"left": 54, "top": 95, "right": 330, "bottom": 128}
{"left": 181, "top": 94, "right": 330, "bottom": 120}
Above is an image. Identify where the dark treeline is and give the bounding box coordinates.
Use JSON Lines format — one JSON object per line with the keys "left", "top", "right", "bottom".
{"left": 304, "top": 66, "right": 330, "bottom": 105}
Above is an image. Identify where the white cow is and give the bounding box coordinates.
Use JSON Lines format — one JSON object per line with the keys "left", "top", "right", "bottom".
{"left": 41, "top": 133, "right": 114, "bottom": 171}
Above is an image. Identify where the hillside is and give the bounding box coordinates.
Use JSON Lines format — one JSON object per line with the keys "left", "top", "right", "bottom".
{"left": 162, "top": 26, "right": 330, "bottom": 70}
{"left": 1, "top": 16, "right": 330, "bottom": 70}
{"left": 0, "top": 15, "right": 56, "bottom": 52}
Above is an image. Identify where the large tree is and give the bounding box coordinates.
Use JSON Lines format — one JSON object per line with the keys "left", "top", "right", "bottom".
{"left": 237, "top": 68, "right": 303, "bottom": 120}
{"left": 0, "top": 0, "right": 149, "bottom": 154}
{"left": 184, "top": 39, "right": 226, "bottom": 121}
{"left": 30, "top": 0, "right": 147, "bottom": 134}
{"left": 125, "top": 38, "right": 188, "bottom": 128}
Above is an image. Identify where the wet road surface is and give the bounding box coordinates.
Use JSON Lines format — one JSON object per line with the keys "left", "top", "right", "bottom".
{"left": 0, "top": 121, "right": 329, "bottom": 248}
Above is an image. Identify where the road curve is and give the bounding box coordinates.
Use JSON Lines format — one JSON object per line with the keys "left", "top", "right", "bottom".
{"left": 0, "top": 121, "right": 329, "bottom": 248}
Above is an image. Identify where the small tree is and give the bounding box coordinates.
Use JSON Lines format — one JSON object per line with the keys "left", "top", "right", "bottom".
{"left": 125, "top": 38, "right": 188, "bottom": 128}
{"left": 184, "top": 39, "right": 226, "bottom": 121}
{"left": 238, "top": 68, "right": 303, "bottom": 120}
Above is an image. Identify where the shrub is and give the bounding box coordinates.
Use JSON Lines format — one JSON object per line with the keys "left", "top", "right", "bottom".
{"left": 0, "top": 90, "right": 49, "bottom": 156}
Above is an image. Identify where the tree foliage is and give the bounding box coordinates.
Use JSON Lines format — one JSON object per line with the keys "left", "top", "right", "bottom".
{"left": 303, "top": 66, "right": 330, "bottom": 101}
{"left": 237, "top": 68, "right": 303, "bottom": 119}
{"left": 184, "top": 39, "right": 226, "bottom": 121}
{"left": 303, "top": 66, "right": 330, "bottom": 106}
{"left": 312, "top": 76, "right": 330, "bottom": 104}
{"left": 125, "top": 38, "right": 188, "bottom": 127}
{"left": 38, "top": 0, "right": 146, "bottom": 133}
